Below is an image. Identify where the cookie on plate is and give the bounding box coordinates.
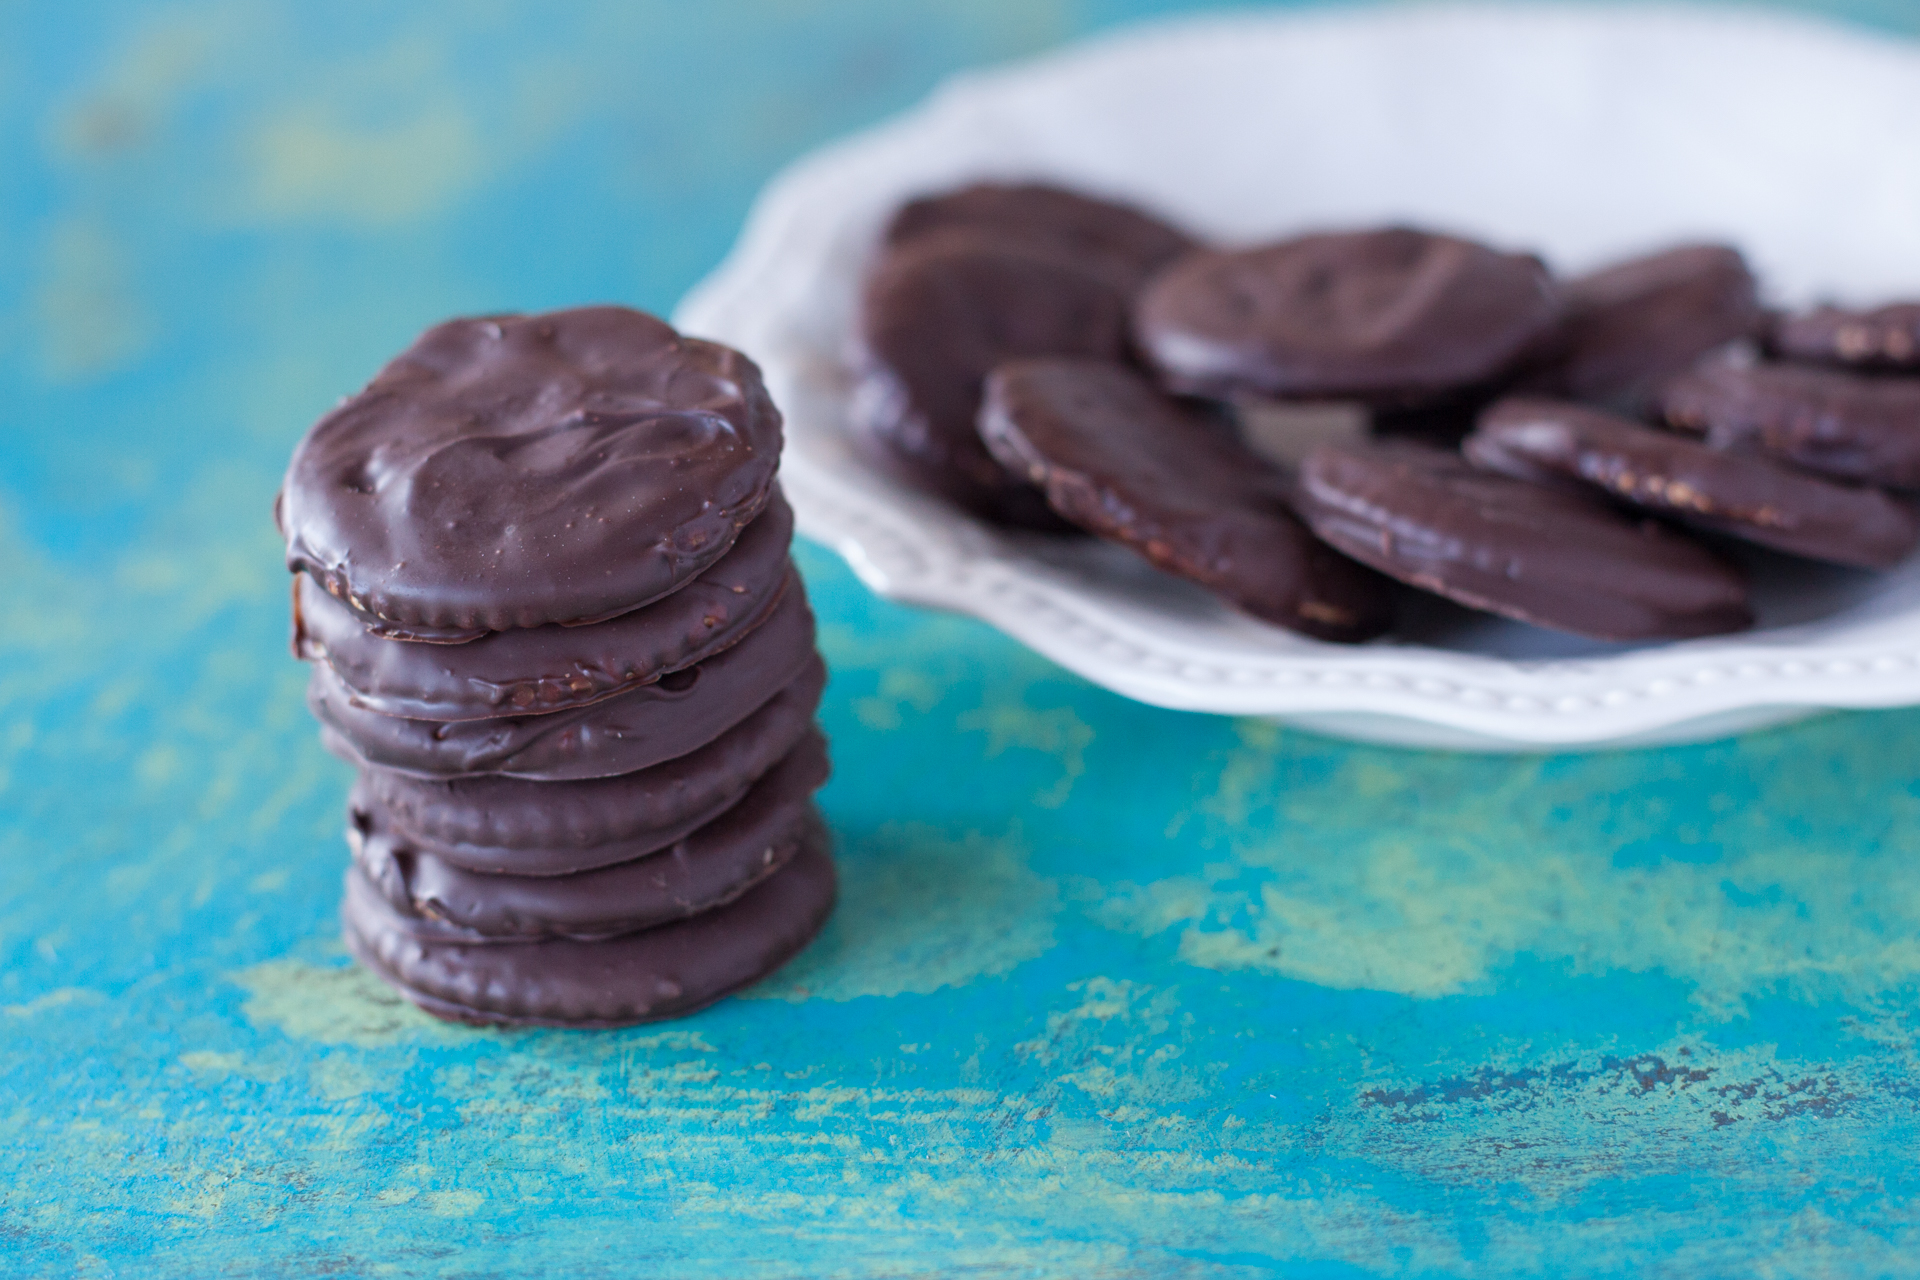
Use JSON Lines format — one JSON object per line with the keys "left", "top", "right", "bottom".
{"left": 884, "top": 181, "right": 1196, "bottom": 287}
{"left": 1294, "top": 440, "right": 1752, "bottom": 640}
{"left": 1468, "top": 397, "right": 1919, "bottom": 568}
{"left": 853, "top": 229, "right": 1134, "bottom": 526}
{"left": 979, "top": 358, "right": 1392, "bottom": 640}
{"left": 1659, "top": 361, "right": 1920, "bottom": 488}
{"left": 1533, "top": 243, "right": 1765, "bottom": 413}
{"left": 1133, "top": 227, "right": 1559, "bottom": 404}
{"left": 1773, "top": 302, "right": 1920, "bottom": 370}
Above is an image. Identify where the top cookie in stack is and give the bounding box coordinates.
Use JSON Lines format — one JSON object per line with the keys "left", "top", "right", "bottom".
{"left": 279, "top": 306, "right": 835, "bottom": 1029}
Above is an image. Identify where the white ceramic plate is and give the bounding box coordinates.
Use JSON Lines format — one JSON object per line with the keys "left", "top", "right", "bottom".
{"left": 677, "top": 3, "right": 1920, "bottom": 751}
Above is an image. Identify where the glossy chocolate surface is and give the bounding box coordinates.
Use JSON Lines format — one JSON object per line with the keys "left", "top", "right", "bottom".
{"left": 1541, "top": 244, "right": 1764, "bottom": 413}
{"left": 1469, "top": 398, "right": 1919, "bottom": 569}
{"left": 342, "top": 829, "right": 836, "bottom": 1028}
{"left": 361, "top": 684, "right": 825, "bottom": 873}
{"left": 853, "top": 228, "right": 1133, "bottom": 526}
{"left": 980, "top": 358, "right": 1390, "bottom": 640}
{"left": 312, "top": 586, "right": 820, "bottom": 781}
{"left": 280, "top": 306, "right": 782, "bottom": 634}
{"left": 1296, "top": 440, "right": 1752, "bottom": 640}
{"left": 885, "top": 182, "right": 1196, "bottom": 287}
{"left": 351, "top": 747, "right": 827, "bottom": 941}
{"left": 1134, "top": 227, "right": 1558, "bottom": 404}
{"left": 1660, "top": 361, "right": 1920, "bottom": 488}
{"left": 294, "top": 497, "right": 795, "bottom": 721}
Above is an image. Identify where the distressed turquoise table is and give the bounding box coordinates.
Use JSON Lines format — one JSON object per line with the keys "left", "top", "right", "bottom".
{"left": 7, "top": 3, "right": 1920, "bottom": 1276}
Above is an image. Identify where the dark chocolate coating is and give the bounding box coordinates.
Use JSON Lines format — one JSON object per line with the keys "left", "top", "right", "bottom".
{"left": 1659, "top": 362, "right": 1920, "bottom": 489}
{"left": 1468, "top": 398, "right": 1919, "bottom": 569}
{"left": 342, "top": 828, "right": 837, "bottom": 1029}
{"left": 1295, "top": 441, "right": 1752, "bottom": 640}
{"left": 350, "top": 748, "right": 829, "bottom": 941}
{"left": 853, "top": 228, "right": 1133, "bottom": 526}
{"left": 294, "top": 497, "right": 796, "bottom": 721}
{"left": 1539, "top": 244, "right": 1764, "bottom": 413}
{"left": 312, "top": 586, "right": 821, "bottom": 781}
{"left": 884, "top": 182, "right": 1196, "bottom": 287}
{"left": 360, "top": 680, "right": 825, "bottom": 874}
{"left": 979, "top": 359, "right": 1391, "bottom": 640}
{"left": 1133, "top": 227, "right": 1559, "bottom": 405}
{"left": 280, "top": 306, "right": 782, "bottom": 635}
{"left": 1773, "top": 303, "right": 1920, "bottom": 370}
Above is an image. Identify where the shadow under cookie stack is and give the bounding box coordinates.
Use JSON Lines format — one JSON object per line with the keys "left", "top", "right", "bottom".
{"left": 277, "top": 306, "right": 835, "bottom": 1029}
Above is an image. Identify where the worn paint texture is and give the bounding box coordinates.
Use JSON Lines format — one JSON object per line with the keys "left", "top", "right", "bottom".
{"left": 5, "top": 2, "right": 1920, "bottom": 1276}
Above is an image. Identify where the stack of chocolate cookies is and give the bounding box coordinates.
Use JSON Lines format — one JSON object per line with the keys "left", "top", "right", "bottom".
{"left": 855, "top": 182, "right": 1920, "bottom": 644}
{"left": 277, "top": 306, "right": 835, "bottom": 1028}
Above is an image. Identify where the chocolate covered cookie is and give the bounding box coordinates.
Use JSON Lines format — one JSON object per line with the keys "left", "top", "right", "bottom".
{"left": 1133, "top": 227, "right": 1558, "bottom": 404}
{"left": 1659, "top": 361, "right": 1920, "bottom": 488}
{"left": 350, "top": 743, "right": 829, "bottom": 941}
{"left": 361, "top": 689, "right": 825, "bottom": 875}
{"left": 980, "top": 359, "right": 1390, "bottom": 639}
{"left": 342, "top": 829, "right": 837, "bottom": 1028}
{"left": 1773, "top": 303, "right": 1920, "bottom": 370}
{"left": 1537, "top": 244, "right": 1764, "bottom": 413}
{"left": 884, "top": 182, "right": 1196, "bottom": 286}
{"left": 295, "top": 495, "right": 796, "bottom": 721}
{"left": 1468, "top": 398, "right": 1919, "bottom": 568}
{"left": 854, "top": 228, "right": 1133, "bottom": 525}
{"left": 313, "top": 587, "right": 821, "bottom": 781}
{"left": 1295, "top": 441, "right": 1752, "bottom": 640}
{"left": 280, "top": 306, "right": 782, "bottom": 637}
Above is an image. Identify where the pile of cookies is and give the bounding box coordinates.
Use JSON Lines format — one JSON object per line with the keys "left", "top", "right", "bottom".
{"left": 852, "top": 184, "right": 1920, "bottom": 642}
{"left": 278, "top": 306, "right": 835, "bottom": 1028}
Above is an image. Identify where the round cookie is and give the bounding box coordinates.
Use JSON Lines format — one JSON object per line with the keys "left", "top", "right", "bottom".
{"left": 312, "top": 588, "right": 821, "bottom": 781}
{"left": 884, "top": 182, "right": 1196, "bottom": 286}
{"left": 854, "top": 228, "right": 1134, "bottom": 526}
{"left": 1659, "top": 361, "right": 1920, "bottom": 488}
{"left": 1773, "top": 303, "right": 1920, "bottom": 370}
{"left": 1536, "top": 243, "right": 1765, "bottom": 414}
{"left": 362, "top": 691, "right": 825, "bottom": 875}
{"left": 279, "top": 306, "right": 782, "bottom": 637}
{"left": 351, "top": 746, "right": 829, "bottom": 941}
{"left": 342, "top": 827, "right": 837, "bottom": 1028}
{"left": 1133, "top": 227, "right": 1559, "bottom": 404}
{"left": 1468, "top": 398, "right": 1919, "bottom": 568}
{"left": 979, "top": 358, "right": 1391, "bottom": 640}
{"left": 294, "top": 496, "right": 796, "bottom": 721}
{"left": 1295, "top": 440, "right": 1752, "bottom": 640}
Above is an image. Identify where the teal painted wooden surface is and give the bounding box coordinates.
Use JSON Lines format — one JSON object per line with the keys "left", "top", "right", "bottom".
{"left": 6, "top": 2, "right": 1920, "bottom": 1276}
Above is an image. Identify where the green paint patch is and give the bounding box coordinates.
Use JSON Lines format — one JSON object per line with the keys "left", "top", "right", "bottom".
{"left": 233, "top": 955, "right": 463, "bottom": 1047}
{"left": 749, "top": 823, "right": 1058, "bottom": 1001}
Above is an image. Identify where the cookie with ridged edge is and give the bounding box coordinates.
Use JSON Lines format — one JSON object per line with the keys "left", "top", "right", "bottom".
{"left": 885, "top": 182, "right": 1196, "bottom": 287}
{"left": 979, "top": 358, "right": 1391, "bottom": 640}
{"left": 1534, "top": 244, "right": 1764, "bottom": 414}
{"left": 854, "top": 228, "right": 1133, "bottom": 527}
{"left": 361, "top": 690, "right": 824, "bottom": 876}
{"left": 1134, "top": 227, "right": 1558, "bottom": 405}
{"left": 1659, "top": 361, "right": 1920, "bottom": 489}
{"left": 1468, "top": 397, "right": 1919, "bottom": 569}
{"left": 342, "top": 829, "right": 836, "bottom": 1028}
{"left": 1773, "top": 303, "right": 1920, "bottom": 370}
{"left": 279, "top": 305, "right": 782, "bottom": 638}
{"left": 350, "top": 745, "right": 829, "bottom": 941}
{"left": 294, "top": 496, "right": 795, "bottom": 721}
{"left": 1295, "top": 440, "right": 1751, "bottom": 640}
{"left": 312, "top": 587, "right": 820, "bottom": 782}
